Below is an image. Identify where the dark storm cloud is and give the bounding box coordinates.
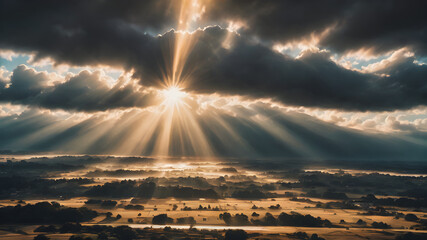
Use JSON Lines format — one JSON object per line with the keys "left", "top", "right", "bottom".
{"left": 1, "top": 1, "right": 427, "bottom": 111}
{"left": 2, "top": 0, "right": 427, "bottom": 62}
{"left": 204, "top": 0, "right": 427, "bottom": 55}
{"left": 204, "top": 0, "right": 353, "bottom": 43}
{"left": 0, "top": 65, "right": 158, "bottom": 112}
{"left": 135, "top": 27, "right": 427, "bottom": 111}
{"left": 0, "top": 0, "right": 175, "bottom": 68}
{"left": 319, "top": 1, "right": 427, "bottom": 55}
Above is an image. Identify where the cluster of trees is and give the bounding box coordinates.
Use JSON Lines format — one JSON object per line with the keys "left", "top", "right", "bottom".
{"left": 157, "top": 176, "right": 213, "bottom": 189}
{"left": 223, "top": 230, "right": 326, "bottom": 240}
{"left": 286, "top": 232, "right": 326, "bottom": 240}
{"left": 315, "top": 201, "right": 359, "bottom": 210}
{"left": 152, "top": 214, "right": 174, "bottom": 225}
{"left": 0, "top": 160, "right": 83, "bottom": 177}
{"left": 220, "top": 212, "right": 251, "bottom": 226}
{"left": 0, "top": 202, "right": 97, "bottom": 224}
{"left": 34, "top": 223, "right": 253, "bottom": 240}
{"left": 124, "top": 204, "right": 144, "bottom": 210}
{"left": 219, "top": 212, "right": 332, "bottom": 227}
{"left": 35, "top": 223, "right": 84, "bottom": 233}
{"left": 35, "top": 224, "right": 138, "bottom": 240}
{"left": 268, "top": 204, "right": 281, "bottom": 210}
{"left": 371, "top": 221, "right": 391, "bottom": 229}
{"left": 231, "top": 189, "right": 267, "bottom": 199}
{"left": 0, "top": 176, "right": 92, "bottom": 199}
{"left": 296, "top": 172, "right": 425, "bottom": 191}
{"left": 176, "top": 217, "right": 196, "bottom": 225}
{"left": 303, "top": 190, "right": 348, "bottom": 200}
{"left": 85, "top": 180, "right": 146, "bottom": 198}
{"left": 278, "top": 171, "right": 427, "bottom": 200}
{"left": 84, "top": 169, "right": 156, "bottom": 178}
{"left": 395, "top": 232, "right": 427, "bottom": 240}
{"left": 84, "top": 181, "right": 219, "bottom": 199}
{"left": 224, "top": 230, "right": 247, "bottom": 240}
{"left": 151, "top": 214, "right": 197, "bottom": 225}
{"left": 85, "top": 200, "right": 144, "bottom": 210}
{"left": 85, "top": 199, "right": 117, "bottom": 209}
{"left": 181, "top": 205, "right": 220, "bottom": 211}
{"left": 155, "top": 186, "right": 219, "bottom": 199}
{"left": 361, "top": 194, "right": 427, "bottom": 208}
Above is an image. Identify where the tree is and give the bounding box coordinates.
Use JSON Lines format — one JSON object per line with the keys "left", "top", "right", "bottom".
{"left": 404, "top": 214, "right": 419, "bottom": 222}
{"left": 224, "top": 230, "right": 248, "bottom": 240}
{"left": 152, "top": 214, "right": 173, "bottom": 225}
{"left": 177, "top": 217, "right": 196, "bottom": 225}
{"left": 112, "top": 226, "right": 138, "bottom": 240}
{"left": 311, "top": 233, "right": 326, "bottom": 240}
{"left": 97, "top": 232, "right": 108, "bottom": 240}
{"left": 135, "top": 182, "right": 156, "bottom": 199}
{"left": 69, "top": 236, "right": 84, "bottom": 240}
{"left": 396, "top": 232, "right": 426, "bottom": 240}
{"left": 372, "top": 221, "right": 391, "bottom": 229}
{"left": 34, "top": 235, "right": 50, "bottom": 240}
{"left": 34, "top": 225, "right": 57, "bottom": 233}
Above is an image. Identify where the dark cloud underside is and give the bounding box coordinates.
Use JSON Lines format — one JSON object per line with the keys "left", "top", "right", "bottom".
{"left": 205, "top": 0, "right": 427, "bottom": 55}
{"left": 0, "top": 65, "right": 158, "bottom": 112}
{"left": 0, "top": 0, "right": 427, "bottom": 112}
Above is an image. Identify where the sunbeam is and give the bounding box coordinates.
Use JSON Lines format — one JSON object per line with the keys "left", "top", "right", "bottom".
{"left": 160, "top": 86, "right": 187, "bottom": 109}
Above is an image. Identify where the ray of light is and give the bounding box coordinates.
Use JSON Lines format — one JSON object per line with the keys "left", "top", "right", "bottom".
{"left": 173, "top": 100, "right": 214, "bottom": 156}
{"left": 250, "top": 113, "right": 323, "bottom": 158}
{"left": 200, "top": 107, "right": 256, "bottom": 156}
{"left": 8, "top": 115, "right": 75, "bottom": 149}
{"left": 111, "top": 110, "right": 163, "bottom": 155}
{"left": 168, "top": 0, "right": 206, "bottom": 88}
{"left": 152, "top": 86, "right": 214, "bottom": 157}
{"left": 0, "top": 0, "right": 374, "bottom": 159}
{"left": 57, "top": 115, "right": 118, "bottom": 153}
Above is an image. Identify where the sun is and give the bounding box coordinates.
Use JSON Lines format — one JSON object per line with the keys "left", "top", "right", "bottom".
{"left": 161, "top": 86, "right": 187, "bottom": 108}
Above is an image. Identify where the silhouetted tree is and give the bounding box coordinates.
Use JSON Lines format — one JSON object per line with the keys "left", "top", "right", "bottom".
{"left": 152, "top": 214, "right": 173, "bottom": 225}
{"left": 404, "top": 214, "right": 419, "bottom": 222}
{"left": 224, "top": 230, "right": 248, "bottom": 240}
{"left": 34, "top": 235, "right": 50, "bottom": 240}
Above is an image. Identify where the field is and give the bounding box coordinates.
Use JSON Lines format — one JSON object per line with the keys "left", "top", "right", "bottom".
{"left": 1, "top": 155, "right": 427, "bottom": 239}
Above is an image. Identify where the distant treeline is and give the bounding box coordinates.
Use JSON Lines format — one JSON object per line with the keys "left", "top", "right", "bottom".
{"left": 0, "top": 202, "right": 97, "bottom": 224}
{"left": 85, "top": 180, "right": 220, "bottom": 199}
{"left": 219, "top": 211, "right": 333, "bottom": 227}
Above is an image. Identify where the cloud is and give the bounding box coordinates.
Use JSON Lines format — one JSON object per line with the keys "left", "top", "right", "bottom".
{"left": 0, "top": 0, "right": 176, "bottom": 68}
{"left": 2, "top": 27, "right": 427, "bottom": 112}
{"left": 1, "top": 1, "right": 427, "bottom": 112}
{"left": 0, "top": 65, "right": 159, "bottom": 112}
{"left": 204, "top": 0, "right": 352, "bottom": 43}
{"left": 138, "top": 27, "right": 427, "bottom": 111}
{"left": 2, "top": 0, "right": 426, "bottom": 60}
{"left": 320, "top": 1, "right": 427, "bottom": 56}
{"left": 203, "top": 0, "right": 427, "bottom": 56}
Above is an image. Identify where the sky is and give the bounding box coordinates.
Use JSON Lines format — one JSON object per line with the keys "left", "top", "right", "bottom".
{"left": 0, "top": 0, "right": 427, "bottom": 160}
